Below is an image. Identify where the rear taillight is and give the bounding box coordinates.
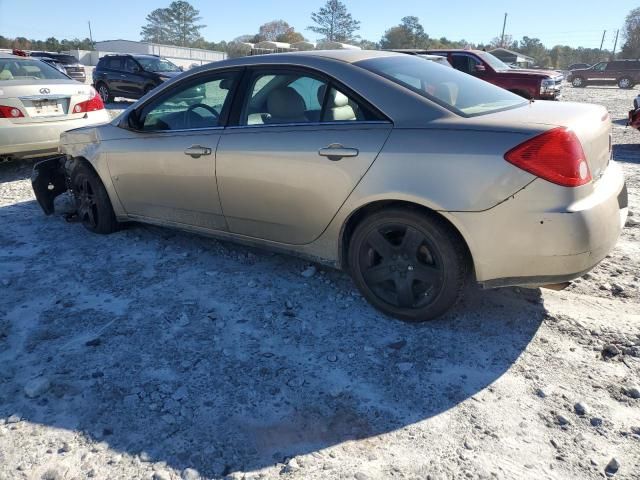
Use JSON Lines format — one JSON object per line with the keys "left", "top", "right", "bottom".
{"left": 0, "top": 105, "right": 24, "bottom": 118}
{"left": 504, "top": 127, "right": 591, "bottom": 187}
{"left": 72, "top": 89, "right": 104, "bottom": 113}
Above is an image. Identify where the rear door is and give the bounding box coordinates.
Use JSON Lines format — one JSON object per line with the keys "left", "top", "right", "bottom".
{"left": 120, "top": 58, "right": 145, "bottom": 97}
{"left": 216, "top": 67, "right": 393, "bottom": 245}
{"left": 103, "top": 57, "right": 127, "bottom": 95}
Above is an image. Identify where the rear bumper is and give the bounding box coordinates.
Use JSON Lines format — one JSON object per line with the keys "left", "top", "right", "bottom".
{"left": 448, "top": 161, "right": 627, "bottom": 287}
{"left": 0, "top": 110, "right": 110, "bottom": 158}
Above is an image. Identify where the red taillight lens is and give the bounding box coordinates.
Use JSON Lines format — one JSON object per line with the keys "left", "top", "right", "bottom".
{"left": 72, "top": 89, "right": 104, "bottom": 113}
{"left": 504, "top": 127, "right": 592, "bottom": 187}
{"left": 0, "top": 105, "right": 25, "bottom": 118}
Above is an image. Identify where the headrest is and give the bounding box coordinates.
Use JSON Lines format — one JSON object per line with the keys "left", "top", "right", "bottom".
{"left": 317, "top": 85, "right": 350, "bottom": 108}
{"left": 220, "top": 78, "right": 234, "bottom": 90}
{"left": 267, "top": 87, "right": 305, "bottom": 118}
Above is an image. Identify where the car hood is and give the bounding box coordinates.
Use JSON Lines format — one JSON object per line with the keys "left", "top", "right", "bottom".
{"left": 499, "top": 68, "right": 562, "bottom": 79}
{"left": 156, "top": 71, "right": 182, "bottom": 78}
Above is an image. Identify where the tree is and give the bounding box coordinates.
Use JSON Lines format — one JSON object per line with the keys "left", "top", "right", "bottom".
{"left": 517, "top": 36, "right": 549, "bottom": 65}
{"left": 308, "top": 0, "right": 360, "bottom": 42}
{"left": 140, "top": 1, "right": 205, "bottom": 46}
{"left": 254, "top": 20, "right": 306, "bottom": 44}
{"left": 141, "top": 8, "right": 172, "bottom": 44}
{"left": 358, "top": 39, "right": 379, "bottom": 50}
{"left": 621, "top": 7, "right": 640, "bottom": 58}
{"left": 380, "top": 16, "right": 429, "bottom": 49}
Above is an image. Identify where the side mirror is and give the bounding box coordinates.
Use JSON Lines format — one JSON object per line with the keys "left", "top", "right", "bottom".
{"left": 474, "top": 64, "right": 486, "bottom": 73}
{"left": 179, "top": 66, "right": 184, "bottom": 72}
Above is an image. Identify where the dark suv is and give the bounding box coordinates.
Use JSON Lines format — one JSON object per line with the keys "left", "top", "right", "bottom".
{"left": 93, "top": 54, "right": 183, "bottom": 103}
{"left": 391, "top": 49, "right": 563, "bottom": 100}
{"left": 29, "top": 52, "right": 86, "bottom": 82}
{"left": 567, "top": 60, "right": 640, "bottom": 89}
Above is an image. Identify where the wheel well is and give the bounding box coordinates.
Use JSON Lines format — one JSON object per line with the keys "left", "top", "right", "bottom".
{"left": 340, "top": 200, "right": 474, "bottom": 274}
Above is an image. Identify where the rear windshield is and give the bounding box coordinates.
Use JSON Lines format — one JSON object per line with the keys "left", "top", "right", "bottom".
{"left": 356, "top": 55, "right": 527, "bottom": 117}
{"left": 0, "top": 58, "right": 69, "bottom": 81}
{"left": 31, "top": 53, "right": 77, "bottom": 64}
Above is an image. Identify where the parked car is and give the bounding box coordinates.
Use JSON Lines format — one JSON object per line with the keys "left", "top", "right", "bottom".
{"left": 37, "top": 57, "right": 68, "bottom": 75}
{"left": 0, "top": 53, "right": 109, "bottom": 161}
{"left": 31, "top": 51, "right": 627, "bottom": 322}
{"left": 415, "top": 54, "right": 452, "bottom": 68}
{"left": 568, "top": 63, "right": 591, "bottom": 70}
{"left": 390, "top": 49, "right": 563, "bottom": 100}
{"left": 93, "top": 54, "right": 184, "bottom": 103}
{"left": 568, "top": 60, "right": 640, "bottom": 89}
{"left": 29, "top": 52, "right": 86, "bottom": 83}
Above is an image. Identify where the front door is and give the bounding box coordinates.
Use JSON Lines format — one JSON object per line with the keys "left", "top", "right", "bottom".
{"left": 106, "top": 70, "right": 240, "bottom": 230}
{"left": 586, "top": 62, "right": 609, "bottom": 83}
{"left": 216, "top": 69, "right": 393, "bottom": 245}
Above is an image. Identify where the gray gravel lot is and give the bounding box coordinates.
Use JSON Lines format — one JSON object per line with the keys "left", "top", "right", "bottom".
{"left": 0, "top": 85, "right": 638, "bottom": 480}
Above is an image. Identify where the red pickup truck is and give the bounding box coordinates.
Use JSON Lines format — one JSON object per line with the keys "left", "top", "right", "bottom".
{"left": 391, "top": 49, "right": 564, "bottom": 100}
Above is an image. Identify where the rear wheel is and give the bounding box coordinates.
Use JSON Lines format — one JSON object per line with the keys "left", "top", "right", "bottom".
{"left": 572, "top": 76, "right": 585, "bottom": 88}
{"left": 618, "top": 77, "right": 634, "bottom": 89}
{"left": 71, "top": 162, "right": 118, "bottom": 234}
{"left": 348, "top": 209, "right": 467, "bottom": 322}
{"left": 96, "top": 82, "right": 113, "bottom": 103}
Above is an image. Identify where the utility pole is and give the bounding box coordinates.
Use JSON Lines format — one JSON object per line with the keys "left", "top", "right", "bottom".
{"left": 612, "top": 29, "right": 619, "bottom": 59}
{"left": 88, "top": 21, "right": 94, "bottom": 47}
{"left": 599, "top": 30, "right": 606, "bottom": 53}
{"left": 500, "top": 13, "right": 508, "bottom": 47}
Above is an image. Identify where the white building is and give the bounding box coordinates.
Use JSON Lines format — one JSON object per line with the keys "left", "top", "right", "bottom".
{"left": 83, "top": 39, "right": 226, "bottom": 68}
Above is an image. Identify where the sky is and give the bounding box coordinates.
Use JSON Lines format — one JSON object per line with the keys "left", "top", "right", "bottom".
{"left": 0, "top": 0, "right": 637, "bottom": 50}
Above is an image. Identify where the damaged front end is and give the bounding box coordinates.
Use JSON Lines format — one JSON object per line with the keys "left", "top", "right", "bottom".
{"left": 31, "top": 156, "right": 74, "bottom": 215}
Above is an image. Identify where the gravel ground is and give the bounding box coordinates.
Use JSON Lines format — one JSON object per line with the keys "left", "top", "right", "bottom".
{"left": 0, "top": 86, "right": 639, "bottom": 480}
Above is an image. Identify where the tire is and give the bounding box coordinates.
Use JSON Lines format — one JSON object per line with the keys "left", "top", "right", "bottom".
{"left": 348, "top": 208, "right": 467, "bottom": 322}
{"left": 70, "top": 162, "right": 118, "bottom": 234}
{"left": 571, "top": 76, "right": 585, "bottom": 88}
{"left": 96, "top": 82, "right": 113, "bottom": 103}
{"left": 618, "top": 77, "right": 634, "bottom": 89}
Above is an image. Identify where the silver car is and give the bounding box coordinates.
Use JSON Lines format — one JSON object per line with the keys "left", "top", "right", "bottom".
{"left": 0, "top": 53, "right": 110, "bottom": 161}
{"left": 31, "top": 51, "right": 627, "bottom": 321}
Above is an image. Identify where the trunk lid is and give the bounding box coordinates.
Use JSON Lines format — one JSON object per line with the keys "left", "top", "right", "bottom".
{"left": 0, "top": 79, "right": 96, "bottom": 124}
{"left": 464, "top": 101, "right": 612, "bottom": 181}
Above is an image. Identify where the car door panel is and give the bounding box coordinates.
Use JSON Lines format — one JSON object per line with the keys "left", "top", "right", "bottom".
{"left": 216, "top": 124, "right": 392, "bottom": 245}
{"left": 106, "top": 130, "right": 226, "bottom": 230}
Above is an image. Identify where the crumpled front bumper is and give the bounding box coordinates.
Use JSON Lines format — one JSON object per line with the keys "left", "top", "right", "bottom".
{"left": 31, "top": 156, "right": 69, "bottom": 215}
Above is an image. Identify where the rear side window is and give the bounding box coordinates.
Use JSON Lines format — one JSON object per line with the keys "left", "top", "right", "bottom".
{"left": 240, "top": 71, "right": 383, "bottom": 126}
{"left": 104, "top": 58, "right": 124, "bottom": 70}
{"left": 357, "top": 55, "right": 527, "bottom": 117}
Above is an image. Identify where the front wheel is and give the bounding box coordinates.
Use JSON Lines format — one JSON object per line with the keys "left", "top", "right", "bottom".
{"left": 348, "top": 209, "right": 467, "bottom": 322}
{"left": 618, "top": 77, "right": 634, "bottom": 89}
{"left": 71, "top": 162, "right": 119, "bottom": 234}
{"left": 571, "top": 76, "right": 585, "bottom": 88}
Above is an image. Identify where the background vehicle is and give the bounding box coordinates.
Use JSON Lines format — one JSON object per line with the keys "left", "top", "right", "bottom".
{"left": 93, "top": 54, "right": 184, "bottom": 103}
{"left": 0, "top": 53, "right": 109, "bottom": 161}
{"left": 568, "top": 63, "right": 591, "bottom": 70}
{"left": 29, "top": 52, "right": 86, "bottom": 82}
{"left": 32, "top": 51, "right": 626, "bottom": 322}
{"left": 390, "top": 48, "right": 563, "bottom": 100}
{"left": 567, "top": 60, "right": 640, "bottom": 89}
{"left": 37, "top": 57, "right": 68, "bottom": 75}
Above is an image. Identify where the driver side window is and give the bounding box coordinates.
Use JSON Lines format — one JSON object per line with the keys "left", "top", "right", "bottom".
{"left": 141, "top": 73, "right": 236, "bottom": 132}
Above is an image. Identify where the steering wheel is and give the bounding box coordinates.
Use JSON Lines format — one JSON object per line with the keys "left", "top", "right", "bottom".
{"left": 184, "top": 103, "right": 219, "bottom": 129}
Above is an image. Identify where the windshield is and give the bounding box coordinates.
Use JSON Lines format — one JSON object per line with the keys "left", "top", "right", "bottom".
{"left": 356, "top": 55, "right": 527, "bottom": 117}
{"left": 0, "top": 58, "right": 69, "bottom": 81}
{"left": 475, "top": 51, "right": 510, "bottom": 71}
{"left": 136, "top": 57, "right": 180, "bottom": 73}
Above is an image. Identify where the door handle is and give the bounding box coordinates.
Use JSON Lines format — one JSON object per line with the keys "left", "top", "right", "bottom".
{"left": 318, "top": 144, "right": 359, "bottom": 161}
{"left": 184, "top": 145, "right": 212, "bottom": 158}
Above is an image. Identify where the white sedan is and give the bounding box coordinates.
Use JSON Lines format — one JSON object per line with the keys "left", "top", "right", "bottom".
{"left": 0, "top": 53, "right": 110, "bottom": 161}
